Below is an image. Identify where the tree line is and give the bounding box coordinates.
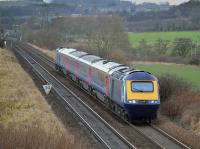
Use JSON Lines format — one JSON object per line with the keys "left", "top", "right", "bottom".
{"left": 21, "top": 16, "right": 130, "bottom": 63}
{"left": 133, "top": 38, "right": 200, "bottom": 65}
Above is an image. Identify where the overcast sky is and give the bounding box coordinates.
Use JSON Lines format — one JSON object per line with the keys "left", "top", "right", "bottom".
{"left": 130, "top": 0, "right": 190, "bottom": 5}
{"left": 0, "top": 0, "right": 191, "bottom": 5}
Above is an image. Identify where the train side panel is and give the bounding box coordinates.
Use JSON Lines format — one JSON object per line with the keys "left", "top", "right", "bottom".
{"left": 109, "top": 76, "right": 123, "bottom": 106}
{"left": 91, "top": 68, "right": 107, "bottom": 95}
{"left": 57, "top": 50, "right": 108, "bottom": 99}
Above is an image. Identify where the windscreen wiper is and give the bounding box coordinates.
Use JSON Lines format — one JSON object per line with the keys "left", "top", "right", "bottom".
{"left": 133, "top": 88, "right": 144, "bottom": 92}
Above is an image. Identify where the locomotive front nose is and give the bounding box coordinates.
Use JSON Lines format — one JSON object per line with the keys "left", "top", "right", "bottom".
{"left": 124, "top": 73, "right": 160, "bottom": 120}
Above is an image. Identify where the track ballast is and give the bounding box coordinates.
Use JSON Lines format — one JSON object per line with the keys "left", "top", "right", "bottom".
{"left": 14, "top": 42, "right": 191, "bottom": 149}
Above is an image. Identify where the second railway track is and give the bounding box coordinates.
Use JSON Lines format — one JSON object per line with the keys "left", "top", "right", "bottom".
{"left": 14, "top": 42, "right": 191, "bottom": 149}
{"left": 14, "top": 44, "right": 137, "bottom": 149}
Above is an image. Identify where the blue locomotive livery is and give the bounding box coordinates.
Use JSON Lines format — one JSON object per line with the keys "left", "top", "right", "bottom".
{"left": 55, "top": 47, "right": 160, "bottom": 122}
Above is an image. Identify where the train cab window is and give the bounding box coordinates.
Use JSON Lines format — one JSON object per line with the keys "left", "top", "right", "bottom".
{"left": 131, "top": 82, "right": 153, "bottom": 92}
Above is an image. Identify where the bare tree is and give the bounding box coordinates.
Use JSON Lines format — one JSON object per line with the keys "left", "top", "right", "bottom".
{"left": 88, "top": 16, "right": 130, "bottom": 58}
{"left": 155, "top": 39, "right": 169, "bottom": 55}
{"left": 172, "top": 38, "right": 194, "bottom": 57}
{"left": 21, "top": 16, "right": 130, "bottom": 59}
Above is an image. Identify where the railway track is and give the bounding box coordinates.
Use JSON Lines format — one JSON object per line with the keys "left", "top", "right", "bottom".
{"left": 132, "top": 124, "right": 190, "bottom": 149}
{"left": 14, "top": 45, "right": 136, "bottom": 149}
{"left": 14, "top": 42, "right": 191, "bottom": 149}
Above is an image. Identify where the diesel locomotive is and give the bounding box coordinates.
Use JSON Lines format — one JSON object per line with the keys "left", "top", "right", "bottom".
{"left": 55, "top": 47, "right": 160, "bottom": 122}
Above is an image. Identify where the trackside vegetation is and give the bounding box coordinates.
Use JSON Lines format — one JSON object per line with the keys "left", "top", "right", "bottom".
{"left": 0, "top": 48, "right": 74, "bottom": 148}
{"left": 158, "top": 74, "right": 200, "bottom": 136}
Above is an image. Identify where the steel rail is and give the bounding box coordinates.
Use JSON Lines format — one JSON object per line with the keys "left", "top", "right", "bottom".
{"left": 14, "top": 45, "right": 137, "bottom": 149}
{"left": 151, "top": 124, "right": 190, "bottom": 149}
{"left": 17, "top": 42, "right": 191, "bottom": 149}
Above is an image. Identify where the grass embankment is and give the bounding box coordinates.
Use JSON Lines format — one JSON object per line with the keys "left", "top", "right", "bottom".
{"left": 128, "top": 31, "right": 200, "bottom": 47}
{"left": 132, "top": 62, "right": 200, "bottom": 90}
{"left": 157, "top": 74, "right": 200, "bottom": 148}
{"left": 133, "top": 61, "right": 200, "bottom": 137}
{"left": 0, "top": 48, "right": 74, "bottom": 148}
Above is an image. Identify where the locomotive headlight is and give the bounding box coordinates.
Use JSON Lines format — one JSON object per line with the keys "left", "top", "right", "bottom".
{"left": 149, "top": 100, "right": 160, "bottom": 104}
{"left": 150, "top": 100, "right": 155, "bottom": 104}
{"left": 129, "top": 100, "right": 136, "bottom": 104}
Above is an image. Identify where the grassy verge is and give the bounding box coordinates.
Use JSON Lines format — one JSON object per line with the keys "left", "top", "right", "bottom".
{"left": 28, "top": 43, "right": 56, "bottom": 59}
{"left": 0, "top": 48, "right": 74, "bottom": 148}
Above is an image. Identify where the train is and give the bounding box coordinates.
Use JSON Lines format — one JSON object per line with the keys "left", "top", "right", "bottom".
{"left": 55, "top": 47, "right": 160, "bottom": 122}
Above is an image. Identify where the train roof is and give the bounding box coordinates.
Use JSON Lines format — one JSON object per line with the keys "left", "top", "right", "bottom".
{"left": 58, "top": 48, "right": 76, "bottom": 54}
{"left": 82, "top": 55, "right": 102, "bottom": 63}
{"left": 57, "top": 48, "right": 147, "bottom": 79}
{"left": 70, "top": 50, "right": 87, "bottom": 57}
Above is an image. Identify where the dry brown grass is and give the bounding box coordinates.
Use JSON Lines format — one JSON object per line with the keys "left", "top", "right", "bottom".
{"left": 0, "top": 48, "right": 75, "bottom": 148}
{"left": 0, "top": 122, "right": 74, "bottom": 149}
{"left": 28, "top": 43, "right": 56, "bottom": 59}
{"left": 155, "top": 115, "right": 200, "bottom": 149}
{"left": 158, "top": 74, "right": 200, "bottom": 138}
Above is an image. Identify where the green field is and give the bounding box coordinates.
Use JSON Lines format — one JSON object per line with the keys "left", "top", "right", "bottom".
{"left": 133, "top": 63, "right": 200, "bottom": 89}
{"left": 128, "top": 31, "right": 200, "bottom": 47}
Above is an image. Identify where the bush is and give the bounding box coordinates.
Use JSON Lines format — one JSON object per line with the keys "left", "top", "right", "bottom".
{"left": 158, "top": 74, "right": 196, "bottom": 118}
{"left": 160, "top": 91, "right": 200, "bottom": 119}
{"left": 189, "top": 57, "right": 199, "bottom": 65}
{"left": 158, "top": 74, "right": 200, "bottom": 123}
{"left": 110, "top": 49, "right": 128, "bottom": 64}
{"left": 158, "top": 74, "right": 190, "bottom": 102}
{"left": 172, "top": 38, "right": 194, "bottom": 57}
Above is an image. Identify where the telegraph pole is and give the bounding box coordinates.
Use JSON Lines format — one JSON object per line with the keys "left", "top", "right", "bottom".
{"left": 80, "top": 0, "right": 83, "bottom": 15}
{"left": 94, "top": 0, "right": 97, "bottom": 14}
{"left": 42, "top": 1, "right": 50, "bottom": 28}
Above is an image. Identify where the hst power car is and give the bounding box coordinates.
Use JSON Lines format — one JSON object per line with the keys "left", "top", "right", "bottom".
{"left": 55, "top": 47, "right": 160, "bottom": 122}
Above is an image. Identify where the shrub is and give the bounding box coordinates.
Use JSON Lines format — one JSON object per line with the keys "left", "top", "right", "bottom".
{"left": 160, "top": 91, "right": 200, "bottom": 119}
{"left": 158, "top": 74, "right": 196, "bottom": 118}
{"left": 172, "top": 38, "right": 194, "bottom": 57}
{"left": 158, "top": 74, "right": 190, "bottom": 102}
{"left": 189, "top": 57, "right": 199, "bottom": 65}
{"left": 110, "top": 49, "right": 128, "bottom": 64}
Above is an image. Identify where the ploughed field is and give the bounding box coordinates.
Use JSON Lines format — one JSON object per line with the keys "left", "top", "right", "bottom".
{"left": 128, "top": 31, "right": 200, "bottom": 47}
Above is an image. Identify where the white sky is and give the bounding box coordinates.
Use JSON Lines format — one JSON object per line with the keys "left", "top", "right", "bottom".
{"left": 128, "top": 0, "right": 190, "bottom": 5}
{"left": 0, "top": 0, "right": 191, "bottom": 5}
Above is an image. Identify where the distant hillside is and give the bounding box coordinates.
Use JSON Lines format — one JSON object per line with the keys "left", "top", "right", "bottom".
{"left": 0, "top": 0, "right": 43, "bottom": 7}
{"left": 173, "top": 0, "right": 200, "bottom": 17}
{"left": 127, "top": 0, "right": 200, "bottom": 31}
{"left": 51, "top": 0, "right": 120, "bottom": 5}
